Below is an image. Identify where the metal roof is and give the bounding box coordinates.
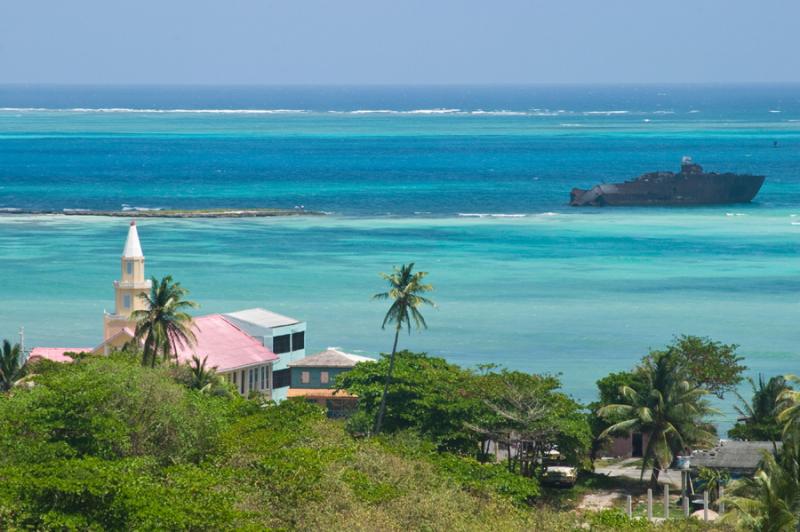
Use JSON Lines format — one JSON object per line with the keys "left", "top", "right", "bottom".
{"left": 222, "top": 308, "right": 300, "bottom": 330}
{"left": 28, "top": 347, "right": 92, "bottom": 363}
{"left": 288, "top": 347, "right": 375, "bottom": 368}
{"left": 691, "top": 440, "right": 781, "bottom": 471}
{"left": 173, "top": 314, "right": 278, "bottom": 372}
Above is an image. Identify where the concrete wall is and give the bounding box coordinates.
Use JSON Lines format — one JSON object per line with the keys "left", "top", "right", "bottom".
{"left": 268, "top": 323, "right": 307, "bottom": 372}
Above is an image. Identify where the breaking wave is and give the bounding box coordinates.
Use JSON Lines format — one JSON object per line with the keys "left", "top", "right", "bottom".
{"left": 583, "top": 110, "right": 630, "bottom": 115}
{"left": 458, "top": 213, "right": 527, "bottom": 218}
{"left": 0, "top": 107, "right": 310, "bottom": 114}
{"left": 0, "top": 107, "right": 703, "bottom": 117}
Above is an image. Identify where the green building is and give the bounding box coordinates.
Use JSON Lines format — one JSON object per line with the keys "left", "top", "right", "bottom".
{"left": 288, "top": 348, "right": 375, "bottom": 417}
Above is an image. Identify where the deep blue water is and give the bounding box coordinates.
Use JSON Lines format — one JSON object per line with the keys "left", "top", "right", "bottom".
{"left": 1, "top": 84, "right": 799, "bottom": 214}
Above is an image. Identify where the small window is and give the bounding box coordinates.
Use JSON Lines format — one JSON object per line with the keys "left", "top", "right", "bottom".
{"left": 123, "top": 295, "right": 131, "bottom": 309}
{"left": 301, "top": 371, "right": 310, "bottom": 384}
{"left": 232, "top": 372, "right": 237, "bottom": 384}
{"left": 320, "top": 371, "right": 329, "bottom": 384}
{"left": 260, "top": 366, "right": 266, "bottom": 390}
{"left": 273, "top": 369, "right": 290, "bottom": 388}
{"left": 291, "top": 331, "right": 305, "bottom": 351}
{"left": 273, "top": 334, "right": 291, "bottom": 354}
{"left": 240, "top": 371, "right": 245, "bottom": 394}
{"left": 126, "top": 261, "right": 133, "bottom": 275}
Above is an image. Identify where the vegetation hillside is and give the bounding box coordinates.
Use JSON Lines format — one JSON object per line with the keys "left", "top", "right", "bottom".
{"left": 0, "top": 354, "right": 732, "bottom": 531}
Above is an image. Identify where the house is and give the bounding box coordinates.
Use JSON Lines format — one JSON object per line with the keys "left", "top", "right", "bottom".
{"left": 28, "top": 221, "right": 295, "bottom": 398}
{"left": 599, "top": 433, "right": 652, "bottom": 458}
{"left": 287, "top": 347, "right": 374, "bottom": 417}
{"left": 222, "top": 308, "right": 306, "bottom": 401}
{"left": 691, "top": 440, "right": 781, "bottom": 477}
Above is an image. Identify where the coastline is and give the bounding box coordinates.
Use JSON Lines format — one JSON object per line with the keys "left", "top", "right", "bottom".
{"left": 0, "top": 208, "right": 325, "bottom": 219}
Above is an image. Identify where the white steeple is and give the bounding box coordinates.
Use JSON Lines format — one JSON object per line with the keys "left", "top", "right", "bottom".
{"left": 122, "top": 220, "right": 144, "bottom": 258}
{"left": 104, "top": 220, "right": 151, "bottom": 344}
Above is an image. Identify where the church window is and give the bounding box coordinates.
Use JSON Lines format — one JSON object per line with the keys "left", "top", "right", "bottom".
{"left": 123, "top": 295, "right": 131, "bottom": 309}
{"left": 126, "top": 261, "right": 133, "bottom": 275}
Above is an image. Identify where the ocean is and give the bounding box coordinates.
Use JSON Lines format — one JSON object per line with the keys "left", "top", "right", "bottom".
{"left": 1, "top": 84, "right": 799, "bottom": 429}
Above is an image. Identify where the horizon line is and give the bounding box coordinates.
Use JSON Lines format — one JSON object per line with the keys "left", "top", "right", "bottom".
{"left": 3, "top": 81, "right": 800, "bottom": 89}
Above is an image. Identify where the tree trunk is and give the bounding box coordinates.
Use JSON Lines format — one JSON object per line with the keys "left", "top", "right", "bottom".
{"left": 373, "top": 326, "right": 401, "bottom": 435}
{"left": 651, "top": 467, "right": 660, "bottom": 489}
{"left": 142, "top": 332, "right": 155, "bottom": 367}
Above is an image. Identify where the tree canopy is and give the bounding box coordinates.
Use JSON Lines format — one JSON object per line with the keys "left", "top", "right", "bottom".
{"left": 599, "top": 349, "right": 718, "bottom": 484}
{"left": 338, "top": 351, "right": 591, "bottom": 469}
{"left": 646, "top": 335, "right": 745, "bottom": 398}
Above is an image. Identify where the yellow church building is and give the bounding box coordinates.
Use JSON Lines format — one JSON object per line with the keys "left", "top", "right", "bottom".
{"left": 100, "top": 220, "right": 152, "bottom": 354}
{"left": 29, "top": 221, "right": 296, "bottom": 398}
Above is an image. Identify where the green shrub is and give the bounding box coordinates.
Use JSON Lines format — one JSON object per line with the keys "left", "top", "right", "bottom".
{"left": 588, "top": 509, "right": 651, "bottom": 530}
{"left": 0, "top": 355, "right": 233, "bottom": 465}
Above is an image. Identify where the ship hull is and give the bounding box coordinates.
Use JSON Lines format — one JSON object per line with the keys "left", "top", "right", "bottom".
{"left": 570, "top": 173, "right": 765, "bottom": 207}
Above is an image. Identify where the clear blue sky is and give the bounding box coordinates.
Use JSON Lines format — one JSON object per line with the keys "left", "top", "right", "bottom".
{"left": 1, "top": 0, "right": 798, "bottom": 85}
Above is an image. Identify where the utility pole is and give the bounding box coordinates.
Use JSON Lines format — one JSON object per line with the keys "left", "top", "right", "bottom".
{"left": 18, "top": 326, "right": 25, "bottom": 355}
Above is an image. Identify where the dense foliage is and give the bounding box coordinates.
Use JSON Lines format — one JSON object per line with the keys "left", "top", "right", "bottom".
{"left": 599, "top": 349, "right": 718, "bottom": 484}
{"left": 645, "top": 335, "right": 745, "bottom": 398}
{"left": 338, "top": 350, "right": 592, "bottom": 470}
{"left": 0, "top": 339, "right": 767, "bottom": 530}
{"left": 0, "top": 354, "right": 550, "bottom": 530}
{"left": 339, "top": 351, "right": 478, "bottom": 451}
{"left": 722, "top": 377, "right": 800, "bottom": 531}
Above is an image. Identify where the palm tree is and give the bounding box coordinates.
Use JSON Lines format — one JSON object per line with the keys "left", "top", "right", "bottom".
{"left": 777, "top": 375, "right": 800, "bottom": 440}
{"left": 722, "top": 443, "right": 800, "bottom": 531}
{"left": 188, "top": 355, "right": 214, "bottom": 391}
{"left": 599, "top": 351, "right": 718, "bottom": 485}
{"left": 372, "top": 263, "right": 434, "bottom": 434}
{"left": 133, "top": 275, "right": 198, "bottom": 368}
{"left": 722, "top": 379, "right": 800, "bottom": 530}
{"left": 730, "top": 374, "right": 788, "bottom": 445}
{"left": 0, "top": 339, "right": 23, "bottom": 391}
{"left": 697, "top": 466, "right": 730, "bottom": 505}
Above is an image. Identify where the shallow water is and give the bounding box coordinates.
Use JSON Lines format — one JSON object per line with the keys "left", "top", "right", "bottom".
{"left": 1, "top": 211, "right": 798, "bottom": 428}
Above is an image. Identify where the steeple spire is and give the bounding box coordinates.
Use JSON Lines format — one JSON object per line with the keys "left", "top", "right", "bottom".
{"left": 122, "top": 220, "right": 144, "bottom": 258}
{"left": 104, "top": 221, "right": 152, "bottom": 344}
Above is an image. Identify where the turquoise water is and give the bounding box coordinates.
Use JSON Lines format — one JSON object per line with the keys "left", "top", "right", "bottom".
{"left": 1, "top": 85, "right": 800, "bottom": 429}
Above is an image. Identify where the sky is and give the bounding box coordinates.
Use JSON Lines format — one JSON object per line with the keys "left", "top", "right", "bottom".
{"left": 1, "top": 0, "right": 798, "bottom": 85}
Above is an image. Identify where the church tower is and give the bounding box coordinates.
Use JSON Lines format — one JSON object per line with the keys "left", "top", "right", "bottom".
{"left": 103, "top": 221, "right": 152, "bottom": 343}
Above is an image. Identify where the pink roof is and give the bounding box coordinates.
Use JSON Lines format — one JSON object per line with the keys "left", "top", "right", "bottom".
{"left": 173, "top": 314, "right": 278, "bottom": 372}
{"left": 28, "top": 347, "right": 92, "bottom": 364}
